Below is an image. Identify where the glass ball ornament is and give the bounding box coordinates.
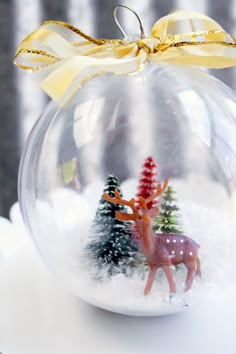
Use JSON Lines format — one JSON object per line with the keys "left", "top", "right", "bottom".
{"left": 19, "top": 63, "right": 236, "bottom": 316}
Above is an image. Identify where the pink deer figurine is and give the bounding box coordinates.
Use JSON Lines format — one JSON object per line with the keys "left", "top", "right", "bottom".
{"left": 103, "top": 179, "right": 201, "bottom": 296}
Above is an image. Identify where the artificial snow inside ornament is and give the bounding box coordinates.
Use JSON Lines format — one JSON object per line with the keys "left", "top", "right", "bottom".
{"left": 15, "top": 5, "right": 236, "bottom": 316}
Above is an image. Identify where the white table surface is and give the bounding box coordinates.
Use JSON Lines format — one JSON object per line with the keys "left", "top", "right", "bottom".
{"left": 0, "top": 203, "right": 235, "bottom": 354}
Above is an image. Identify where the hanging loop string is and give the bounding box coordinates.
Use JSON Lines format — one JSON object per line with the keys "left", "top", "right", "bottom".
{"left": 113, "top": 4, "right": 145, "bottom": 39}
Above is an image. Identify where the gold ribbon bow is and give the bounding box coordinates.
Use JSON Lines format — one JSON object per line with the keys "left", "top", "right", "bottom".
{"left": 14, "top": 9, "right": 236, "bottom": 100}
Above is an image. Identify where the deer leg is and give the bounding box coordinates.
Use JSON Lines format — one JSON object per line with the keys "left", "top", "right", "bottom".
{"left": 162, "top": 265, "right": 177, "bottom": 295}
{"left": 144, "top": 265, "right": 158, "bottom": 296}
{"left": 196, "top": 257, "right": 201, "bottom": 277}
{"left": 185, "top": 262, "right": 197, "bottom": 292}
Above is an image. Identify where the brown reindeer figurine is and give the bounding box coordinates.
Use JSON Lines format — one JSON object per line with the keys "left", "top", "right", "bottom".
{"left": 103, "top": 179, "right": 201, "bottom": 296}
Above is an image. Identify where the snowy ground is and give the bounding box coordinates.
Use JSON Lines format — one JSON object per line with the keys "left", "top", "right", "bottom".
{"left": 0, "top": 242, "right": 235, "bottom": 354}
{"left": 0, "top": 190, "right": 235, "bottom": 353}
{"left": 27, "top": 176, "right": 236, "bottom": 316}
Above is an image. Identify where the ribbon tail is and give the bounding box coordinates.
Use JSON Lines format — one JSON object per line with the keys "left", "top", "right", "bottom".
{"left": 150, "top": 42, "right": 236, "bottom": 68}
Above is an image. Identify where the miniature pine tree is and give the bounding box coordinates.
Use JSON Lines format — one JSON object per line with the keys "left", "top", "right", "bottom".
{"left": 87, "top": 175, "right": 137, "bottom": 275}
{"left": 153, "top": 185, "right": 183, "bottom": 234}
{"left": 136, "top": 156, "right": 160, "bottom": 209}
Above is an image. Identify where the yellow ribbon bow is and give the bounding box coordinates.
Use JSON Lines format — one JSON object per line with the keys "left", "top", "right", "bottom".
{"left": 14, "top": 9, "right": 236, "bottom": 100}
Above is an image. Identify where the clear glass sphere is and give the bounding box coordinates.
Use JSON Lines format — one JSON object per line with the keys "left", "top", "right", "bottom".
{"left": 19, "top": 63, "right": 236, "bottom": 316}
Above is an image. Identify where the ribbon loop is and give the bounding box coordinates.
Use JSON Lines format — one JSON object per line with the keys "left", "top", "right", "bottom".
{"left": 14, "top": 10, "right": 236, "bottom": 100}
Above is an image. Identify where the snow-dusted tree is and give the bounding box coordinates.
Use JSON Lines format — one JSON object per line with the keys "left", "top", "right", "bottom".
{"left": 136, "top": 156, "right": 160, "bottom": 209}
{"left": 87, "top": 175, "right": 137, "bottom": 275}
{"left": 153, "top": 185, "right": 183, "bottom": 234}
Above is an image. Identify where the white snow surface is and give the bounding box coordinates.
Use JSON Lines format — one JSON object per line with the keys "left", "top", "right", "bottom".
{"left": 0, "top": 185, "right": 235, "bottom": 353}
{"left": 26, "top": 177, "right": 236, "bottom": 316}
{"left": 0, "top": 202, "right": 28, "bottom": 261}
{"left": 0, "top": 243, "right": 235, "bottom": 354}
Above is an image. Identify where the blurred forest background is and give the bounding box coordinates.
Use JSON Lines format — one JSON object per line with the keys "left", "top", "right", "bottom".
{"left": 1, "top": 0, "right": 236, "bottom": 216}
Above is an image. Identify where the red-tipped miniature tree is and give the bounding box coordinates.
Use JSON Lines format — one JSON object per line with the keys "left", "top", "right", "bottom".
{"left": 133, "top": 157, "right": 160, "bottom": 243}
{"left": 136, "top": 156, "right": 160, "bottom": 209}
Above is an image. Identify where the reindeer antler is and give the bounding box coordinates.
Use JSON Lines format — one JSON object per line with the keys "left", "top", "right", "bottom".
{"left": 139, "top": 178, "right": 168, "bottom": 208}
{"left": 103, "top": 190, "right": 138, "bottom": 217}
